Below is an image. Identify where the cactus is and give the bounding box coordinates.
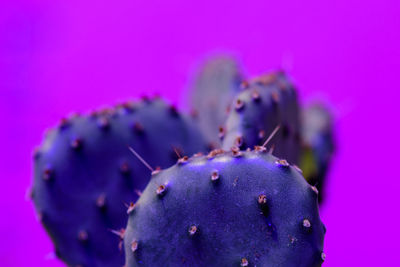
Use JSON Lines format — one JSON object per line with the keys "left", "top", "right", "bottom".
{"left": 31, "top": 98, "right": 208, "bottom": 267}
{"left": 186, "top": 56, "right": 242, "bottom": 147}
{"left": 300, "top": 104, "right": 335, "bottom": 203}
{"left": 124, "top": 148, "right": 325, "bottom": 267}
{"left": 221, "top": 72, "right": 301, "bottom": 165}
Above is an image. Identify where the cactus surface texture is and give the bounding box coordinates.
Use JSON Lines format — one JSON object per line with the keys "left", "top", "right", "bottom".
{"left": 221, "top": 72, "right": 301, "bottom": 165}
{"left": 32, "top": 98, "right": 207, "bottom": 267}
{"left": 124, "top": 148, "right": 325, "bottom": 267}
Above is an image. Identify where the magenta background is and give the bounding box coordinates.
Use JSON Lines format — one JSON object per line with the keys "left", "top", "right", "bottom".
{"left": 1, "top": 0, "right": 400, "bottom": 266}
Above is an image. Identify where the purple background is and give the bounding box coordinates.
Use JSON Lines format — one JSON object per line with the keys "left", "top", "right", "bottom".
{"left": 1, "top": 0, "right": 399, "bottom": 266}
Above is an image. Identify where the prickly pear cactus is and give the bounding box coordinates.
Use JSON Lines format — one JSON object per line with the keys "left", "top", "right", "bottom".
{"left": 300, "top": 104, "right": 335, "bottom": 203}
{"left": 221, "top": 72, "right": 301, "bottom": 165}
{"left": 124, "top": 148, "right": 325, "bottom": 267}
{"left": 31, "top": 98, "right": 208, "bottom": 267}
{"left": 186, "top": 56, "right": 242, "bottom": 147}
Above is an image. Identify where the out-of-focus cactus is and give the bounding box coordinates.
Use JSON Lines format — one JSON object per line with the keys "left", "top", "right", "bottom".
{"left": 300, "top": 104, "right": 335, "bottom": 203}
{"left": 31, "top": 98, "right": 207, "bottom": 267}
{"left": 221, "top": 72, "right": 301, "bottom": 165}
{"left": 186, "top": 56, "right": 242, "bottom": 147}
